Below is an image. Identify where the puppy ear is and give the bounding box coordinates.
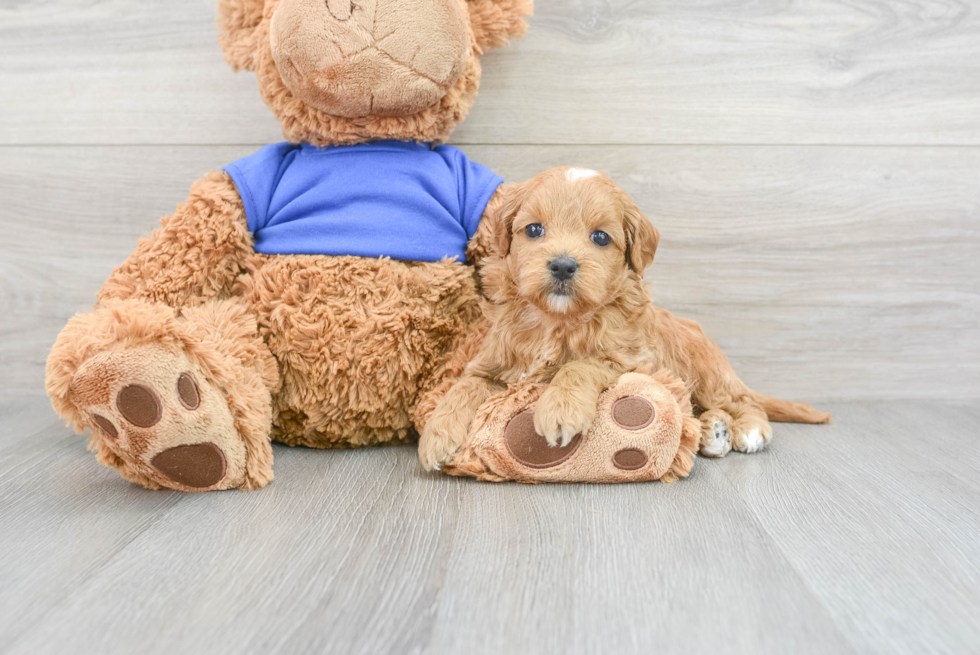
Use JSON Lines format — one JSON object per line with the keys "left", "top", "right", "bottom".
{"left": 488, "top": 180, "right": 532, "bottom": 257}
{"left": 467, "top": 0, "right": 533, "bottom": 54}
{"left": 623, "top": 196, "right": 660, "bottom": 273}
{"left": 216, "top": 0, "right": 267, "bottom": 72}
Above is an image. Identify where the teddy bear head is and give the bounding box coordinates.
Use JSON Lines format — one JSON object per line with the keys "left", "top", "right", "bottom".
{"left": 217, "top": 0, "right": 531, "bottom": 146}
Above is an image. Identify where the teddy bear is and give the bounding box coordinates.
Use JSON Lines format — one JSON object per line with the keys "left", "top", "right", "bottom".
{"left": 45, "top": 0, "right": 534, "bottom": 491}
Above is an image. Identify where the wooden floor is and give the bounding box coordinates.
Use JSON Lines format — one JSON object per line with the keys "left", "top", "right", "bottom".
{"left": 1, "top": 398, "right": 979, "bottom": 654}
{"left": 3, "top": 0, "right": 980, "bottom": 652}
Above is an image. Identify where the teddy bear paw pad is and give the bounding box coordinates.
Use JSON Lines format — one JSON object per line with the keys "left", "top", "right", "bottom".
{"left": 611, "top": 396, "right": 656, "bottom": 430}
{"left": 151, "top": 443, "right": 227, "bottom": 489}
{"left": 503, "top": 409, "right": 582, "bottom": 468}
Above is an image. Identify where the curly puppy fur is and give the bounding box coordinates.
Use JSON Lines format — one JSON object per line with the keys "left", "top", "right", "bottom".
{"left": 418, "top": 167, "right": 831, "bottom": 470}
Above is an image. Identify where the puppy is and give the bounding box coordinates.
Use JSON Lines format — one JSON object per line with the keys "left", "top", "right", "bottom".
{"left": 418, "top": 167, "right": 831, "bottom": 471}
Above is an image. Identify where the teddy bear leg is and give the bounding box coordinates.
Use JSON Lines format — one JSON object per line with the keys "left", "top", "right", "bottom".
{"left": 46, "top": 298, "right": 279, "bottom": 491}
{"left": 445, "top": 370, "right": 701, "bottom": 483}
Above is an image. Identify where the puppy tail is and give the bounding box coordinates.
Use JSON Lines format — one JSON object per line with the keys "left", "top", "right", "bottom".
{"left": 753, "top": 393, "right": 833, "bottom": 425}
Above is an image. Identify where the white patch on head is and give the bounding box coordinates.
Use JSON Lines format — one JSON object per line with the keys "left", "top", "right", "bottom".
{"left": 700, "top": 420, "right": 731, "bottom": 458}
{"left": 566, "top": 167, "right": 599, "bottom": 182}
{"left": 737, "top": 428, "right": 766, "bottom": 453}
{"left": 547, "top": 294, "right": 573, "bottom": 314}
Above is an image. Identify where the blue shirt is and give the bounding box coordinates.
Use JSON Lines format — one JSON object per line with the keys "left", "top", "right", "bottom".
{"left": 223, "top": 141, "right": 503, "bottom": 263}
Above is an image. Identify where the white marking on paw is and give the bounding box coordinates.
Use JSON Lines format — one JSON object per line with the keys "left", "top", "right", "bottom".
{"left": 738, "top": 428, "right": 766, "bottom": 453}
{"left": 566, "top": 167, "right": 598, "bottom": 182}
{"left": 547, "top": 294, "right": 573, "bottom": 313}
{"left": 701, "top": 420, "right": 731, "bottom": 457}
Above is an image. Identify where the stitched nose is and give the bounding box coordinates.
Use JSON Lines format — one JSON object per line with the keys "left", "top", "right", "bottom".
{"left": 549, "top": 256, "right": 579, "bottom": 281}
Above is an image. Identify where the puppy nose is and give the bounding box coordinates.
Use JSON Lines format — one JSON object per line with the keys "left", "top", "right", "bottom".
{"left": 548, "top": 256, "right": 579, "bottom": 281}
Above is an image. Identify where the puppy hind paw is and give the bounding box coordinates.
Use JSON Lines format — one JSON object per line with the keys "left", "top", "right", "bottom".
{"left": 700, "top": 420, "right": 732, "bottom": 458}
{"left": 731, "top": 419, "right": 773, "bottom": 454}
{"left": 735, "top": 428, "right": 766, "bottom": 453}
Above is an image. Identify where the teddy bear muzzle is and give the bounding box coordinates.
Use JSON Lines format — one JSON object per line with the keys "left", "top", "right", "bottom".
{"left": 269, "top": 0, "right": 471, "bottom": 118}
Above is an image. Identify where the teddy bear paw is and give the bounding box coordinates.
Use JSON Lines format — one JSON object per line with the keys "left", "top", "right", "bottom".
{"left": 70, "top": 344, "right": 249, "bottom": 491}
{"left": 447, "top": 371, "right": 699, "bottom": 483}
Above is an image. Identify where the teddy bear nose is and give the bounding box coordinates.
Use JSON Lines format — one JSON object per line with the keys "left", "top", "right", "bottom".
{"left": 549, "top": 256, "right": 579, "bottom": 281}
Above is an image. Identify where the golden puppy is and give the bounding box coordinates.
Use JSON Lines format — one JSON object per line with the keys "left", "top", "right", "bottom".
{"left": 418, "top": 167, "right": 830, "bottom": 471}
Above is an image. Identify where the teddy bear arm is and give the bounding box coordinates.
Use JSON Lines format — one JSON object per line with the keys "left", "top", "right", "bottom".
{"left": 97, "top": 170, "right": 253, "bottom": 309}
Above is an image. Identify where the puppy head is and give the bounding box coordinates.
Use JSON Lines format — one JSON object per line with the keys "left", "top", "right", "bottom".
{"left": 486, "top": 167, "right": 660, "bottom": 316}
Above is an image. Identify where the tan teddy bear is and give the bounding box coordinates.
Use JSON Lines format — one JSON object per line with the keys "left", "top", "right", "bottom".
{"left": 45, "top": 0, "right": 533, "bottom": 491}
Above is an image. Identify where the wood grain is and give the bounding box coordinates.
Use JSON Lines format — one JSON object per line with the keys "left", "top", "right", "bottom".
{"left": 1, "top": 0, "right": 979, "bottom": 145}
{"left": 3, "top": 399, "right": 979, "bottom": 654}
{"left": 721, "top": 402, "right": 980, "bottom": 655}
{"left": 3, "top": 145, "right": 977, "bottom": 401}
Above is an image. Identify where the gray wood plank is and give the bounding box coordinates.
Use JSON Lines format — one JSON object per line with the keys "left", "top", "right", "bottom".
{"left": 717, "top": 402, "right": 980, "bottom": 655}
{"left": 0, "top": 423, "right": 185, "bottom": 650}
{"left": 5, "top": 402, "right": 979, "bottom": 654}
{"left": 413, "top": 469, "right": 854, "bottom": 655}
{"left": 2, "top": 432, "right": 856, "bottom": 655}
{"left": 2, "top": 145, "right": 977, "bottom": 401}
{"left": 0, "top": 394, "right": 59, "bottom": 450}
{"left": 2, "top": 0, "right": 980, "bottom": 145}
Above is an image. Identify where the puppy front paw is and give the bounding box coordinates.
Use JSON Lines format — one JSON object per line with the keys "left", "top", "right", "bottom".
{"left": 418, "top": 419, "right": 468, "bottom": 472}
{"left": 533, "top": 387, "right": 594, "bottom": 447}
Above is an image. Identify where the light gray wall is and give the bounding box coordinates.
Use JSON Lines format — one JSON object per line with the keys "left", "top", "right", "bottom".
{"left": 1, "top": 0, "right": 978, "bottom": 401}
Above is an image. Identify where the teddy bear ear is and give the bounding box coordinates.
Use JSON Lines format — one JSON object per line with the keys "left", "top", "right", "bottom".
{"left": 467, "top": 0, "right": 533, "bottom": 53}
{"left": 216, "top": 0, "right": 267, "bottom": 72}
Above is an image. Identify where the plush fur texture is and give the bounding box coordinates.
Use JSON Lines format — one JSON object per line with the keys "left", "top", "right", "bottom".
{"left": 418, "top": 167, "right": 831, "bottom": 472}
{"left": 443, "top": 369, "right": 701, "bottom": 484}
{"left": 47, "top": 297, "right": 279, "bottom": 491}
{"left": 269, "top": 0, "right": 471, "bottom": 118}
{"left": 217, "top": 0, "right": 531, "bottom": 145}
{"left": 46, "top": 0, "right": 531, "bottom": 491}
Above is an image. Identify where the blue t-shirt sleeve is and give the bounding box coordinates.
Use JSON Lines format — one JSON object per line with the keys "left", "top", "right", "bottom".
{"left": 438, "top": 146, "right": 504, "bottom": 239}
{"left": 223, "top": 143, "right": 297, "bottom": 232}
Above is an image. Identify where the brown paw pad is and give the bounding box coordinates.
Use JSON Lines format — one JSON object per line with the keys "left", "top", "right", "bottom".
{"left": 611, "top": 396, "right": 655, "bottom": 430}
{"left": 613, "top": 448, "right": 648, "bottom": 471}
{"left": 117, "top": 384, "right": 162, "bottom": 428}
{"left": 151, "top": 442, "right": 227, "bottom": 488}
{"left": 92, "top": 414, "right": 118, "bottom": 439}
{"left": 504, "top": 410, "right": 582, "bottom": 469}
{"left": 176, "top": 372, "right": 200, "bottom": 410}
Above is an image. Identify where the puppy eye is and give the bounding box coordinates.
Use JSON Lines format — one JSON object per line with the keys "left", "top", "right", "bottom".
{"left": 591, "top": 230, "right": 611, "bottom": 247}
{"left": 525, "top": 223, "right": 545, "bottom": 239}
